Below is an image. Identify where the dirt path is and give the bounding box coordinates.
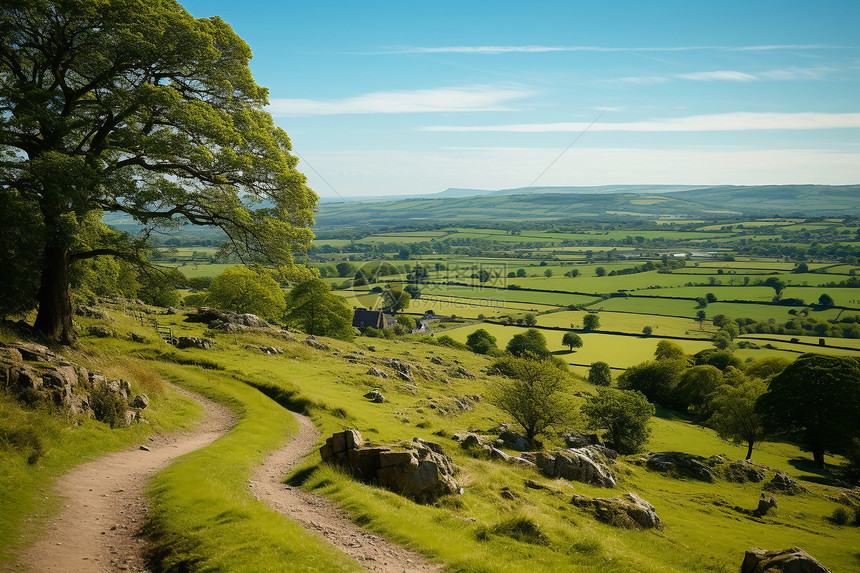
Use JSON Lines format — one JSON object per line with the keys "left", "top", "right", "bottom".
{"left": 250, "top": 412, "right": 443, "bottom": 573}
{"left": 16, "top": 386, "right": 235, "bottom": 573}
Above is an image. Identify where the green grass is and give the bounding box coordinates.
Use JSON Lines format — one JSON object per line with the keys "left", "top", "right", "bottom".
{"left": 0, "top": 340, "right": 201, "bottom": 564}
{"left": 143, "top": 364, "right": 362, "bottom": 573}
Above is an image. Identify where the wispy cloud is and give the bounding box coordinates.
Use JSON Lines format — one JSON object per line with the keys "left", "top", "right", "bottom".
{"left": 422, "top": 112, "right": 860, "bottom": 133}
{"left": 676, "top": 71, "right": 758, "bottom": 82}
{"left": 267, "top": 85, "right": 534, "bottom": 116}
{"left": 387, "top": 44, "right": 848, "bottom": 55}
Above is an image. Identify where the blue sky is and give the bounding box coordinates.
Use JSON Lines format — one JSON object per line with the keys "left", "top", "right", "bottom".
{"left": 181, "top": 0, "right": 860, "bottom": 197}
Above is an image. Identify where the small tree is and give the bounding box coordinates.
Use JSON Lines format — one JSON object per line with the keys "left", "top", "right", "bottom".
{"left": 818, "top": 293, "right": 835, "bottom": 308}
{"left": 642, "top": 326, "right": 653, "bottom": 336}
{"left": 583, "top": 313, "right": 600, "bottom": 330}
{"left": 587, "top": 361, "right": 612, "bottom": 386}
{"left": 487, "top": 356, "right": 574, "bottom": 446}
{"left": 516, "top": 268, "right": 527, "bottom": 278}
{"left": 706, "top": 292, "right": 717, "bottom": 303}
{"left": 208, "top": 267, "right": 286, "bottom": 318}
{"left": 403, "top": 284, "right": 422, "bottom": 299}
{"left": 595, "top": 267, "right": 607, "bottom": 277}
{"left": 696, "top": 309, "right": 707, "bottom": 327}
{"left": 709, "top": 380, "right": 768, "bottom": 460}
{"left": 568, "top": 268, "right": 580, "bottom": 278}
{"left": 544, "top": 269, "right": 553, "bottom": 278}
{"left": 506, "top": 329, "right": 551, "bottom": 358}
{"left": 524, "top": 313, "right": 538, "bottom": 327}
{"left": 381, "top": 288, "right": 411, "bottom": 312}
{"left": 654, "top": 340, "right": 686, "bottom": 361}
{"left": 675, "top": 365, "right": 723, "bottom": 415}
{"left": 562, "top": 331, "right": 583, "bottom": 351}
{"left": 582, "top": 388, "right": 654, "bottom": 454}
{"left": 466, "top": 328, "right": 498, "bottom": 355}
{"left": 284, "top": 278, "right": 354, "bottom": 341}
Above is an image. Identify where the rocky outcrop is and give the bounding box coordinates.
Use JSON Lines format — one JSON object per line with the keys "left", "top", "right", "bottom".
{"left": 497, "top": 429, "right": 531, "bottom": 451}
{"left": 186, "top": 307, "right": 271, "bottom": 332}
{"left": 363, "top": 389, "right": 387, "bottom": 403}
{"left": 75, "top": 306, "right": 111, "bottom": 320}
{"left": 319, "top": 430, "right": 460, "bottom": 502}
{"left": 707, "top": 455, "right": 767, "bottom": 483}
{"left": 1, "top": 341, "right": 144, "bottom": 425}
{"left": 523, "top": 446, "right": 616, "bottom": 487}
{"left": 571, "top": 492, "right": 661, "bottom": 529}
{"left": 245, "top": 345, "right": 284, "bottom": 355}
{"left": 764, "top": 471, "right": 805, "bottom": 495}
{"left": 754, "top": 494, "right": 778, "bottom": 517}
{"left": 366, "top": 367, "right": 389, "bottom": 378}
{"left": 562, "top": 431, "right": 601, "bottom": 449}
{"left": 87, "top": 325, "right": 114, "bottom": 338}
{"left": 303, "top": 336, "right": 329, "bottom": 350}
{"left": 741, "top": 547, "right": 830, "bottom": 573}
{"left": 643, "top": 452, "right": 715, "bottom": 482}
{"left": 174, "top": 336, "right": 212, "bottom": 350}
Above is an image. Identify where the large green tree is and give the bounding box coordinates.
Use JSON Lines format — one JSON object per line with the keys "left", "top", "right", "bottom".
{"left": 756, "top": 353, "right": 860, "bottom": 467}
{"left": 283, "top": 278, "right": 354, "bottom": 341}
{"left": 582, "top": 387, "right": 654, "bottom": 454}
{"left": 0, "top": 1, "right": 315, "bottom": 343}
{"left": 506, "top": 328, "right": 551, "bottom": 358}
{"left": 207, "top": 266, "right": 286, "bottom": 319}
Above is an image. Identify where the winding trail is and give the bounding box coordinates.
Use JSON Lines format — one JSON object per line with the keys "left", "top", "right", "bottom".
{"left": 16, "top": 386, "right": 236, "bottom": 573}
{"left": 250, "top": 411, "right": 443, "bottom": 573}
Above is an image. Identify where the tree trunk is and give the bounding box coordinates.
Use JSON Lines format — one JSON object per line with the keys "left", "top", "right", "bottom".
{"left": 811, "top": 446, "right": 825, "bottom": 469}
{"left": 33, "top": 243, "right": 75, "bottom": 345}
{"left": 745, "top": 441, "right": 754, "bottom": 461}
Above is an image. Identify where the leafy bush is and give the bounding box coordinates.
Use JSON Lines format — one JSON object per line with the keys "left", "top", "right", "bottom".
{"left": 832, "top": 506, "right": 850, "bottom": 525}
{"left": 90, "top": 382, "right": 128, "bottom": 428}
{"left": 0, "top": 424, "right": 45, "bottom": 464}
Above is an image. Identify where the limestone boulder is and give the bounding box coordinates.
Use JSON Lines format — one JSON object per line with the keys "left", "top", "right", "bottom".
{"left": 496, "top": 429, "right": 530, "bottom": 451}
{"left": 571, "top": 492, "right": 661, "bottom": 529}
{"left": 524, "top": 446, "right": 616, "bottom": 487}
{"left": 8, "top": 341, "right": 56, "bottom": 362}
{"left": 764, "top": 472, "right": 805, "bottom": 495}
{"left": 75, "top": 306, "right": 111, "bottom": 320}
{"left": 644, "top": 452, "right": 715, "bottom": 482}
{"left": 754, "top": 494, "right": 778, "bottom": 517}
{"left": 363, "top": 389, "right": 387, "bottom": 403}
{"left": 320, "top": 430, "right": 460, "bottom": 502}
{"left": 87, "top": 325, "right": 114, "bottom": 338}
{"left": 174, "top": 336, "right": 212, "bottom": 350}
{"left": 741, "top": 547, "right": 830, "bottom": 573}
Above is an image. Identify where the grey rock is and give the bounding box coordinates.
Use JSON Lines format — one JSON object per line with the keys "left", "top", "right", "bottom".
{"left": 571, "top": 492, "right": 661, "bottom": 529}
{"left": 76, "top": 306, "right": 111, "bottom": 320}
{"left": 497, "top": 429, "right": 531, "bottom": 451}
{"left": 131, "top": 394, "right": 150, "bottom": 409}
{"left": 87, "top": 325, "right": 114, "bottom": 338}
{"left": 130, "top": 333, "right": 147, "bottom": 343}
{"left": 524, "top": 446, "right": 616, "bottom": 487}
{"left": 174, "top": 336, "right": 212, "bottom": 350}
{"left": 363, "top": 389, "right": 387, "bottom": 403}
{"left": 754, "top": 494, "right": 778, "bottom": 517}
{"left": 366, "top": 367, "right": 389, "bottom": 378}
{"left": 9, "top": 341, "right": 56, "bottom": 362}
{"left": 741, "top": 547, "right": 830, "bottom": 573}
{"left": 764, "top": 472, "right": 805, "bottom": 495}
{"left": 304, "top": 337, "right": 329, "bottom": 350}
{"left": 320, "top": 429, "right": 459, "bottom": 502}
{"left": 645, "top": 452, "right": 715, "bottom": 482}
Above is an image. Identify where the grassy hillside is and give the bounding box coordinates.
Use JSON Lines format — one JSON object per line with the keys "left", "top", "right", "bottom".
{"left": 314, "top": 185, "right": 860, "bottom": 227}
{"left": 4, "top": 305, "right": 860, "bottom": 572}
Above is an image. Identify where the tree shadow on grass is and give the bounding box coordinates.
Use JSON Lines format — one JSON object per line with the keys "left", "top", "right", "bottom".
{"left": 286, "top": 465, "right": 319, "bottom": 487}
{"left": 787, "top": 456, "right": 840, "bottom": 485}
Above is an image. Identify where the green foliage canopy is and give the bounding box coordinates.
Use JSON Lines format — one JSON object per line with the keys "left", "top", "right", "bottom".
{"left": 283, "top": 278, "right": 354, "bottom": 341}
{"left": 0, "top": 0, "right": 315, "bottom": 342}
{"left": 582, "top": 387, "right": 654, "bottom": 454}
{"left": 756, "top": 353, "right": 860, "bottom": 467}
{"left": 207, "top": 267, "right": 285, "bottom": 318}
{"left": 506, "top": 328, "right": 551, "bottom": 358}
{"left": 709, "top": 380, "right": 768, "bottom": 460}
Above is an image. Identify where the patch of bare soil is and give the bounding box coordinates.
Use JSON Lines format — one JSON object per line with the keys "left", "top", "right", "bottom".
{"left": 250, "top": 412, "right": 443, "bottom": 573}
{"left": 15, "top": 386, "right": 235, "bottom": 573}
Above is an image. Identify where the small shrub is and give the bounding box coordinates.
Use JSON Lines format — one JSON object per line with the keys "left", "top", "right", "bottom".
{"left": 491, "top": 516, "right": 549, "bottom": 545}
{"left": 90, "top": 383, "right": 128, "bottom": 428}
{"left": 832, "top": 506, "right": 850, "bottom": 525}
{"left": 0, "top": 425, "right": 45, "bottom": 464}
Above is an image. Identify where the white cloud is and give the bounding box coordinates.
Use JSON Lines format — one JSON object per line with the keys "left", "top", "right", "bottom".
{"left": 422, "top": 112, "right": 860, "bottom": 133}
{"left": 303, "top": 147, "right": 860, "bottom": 197}
{"left": 760, "top": 66, "right": 835, "bottom": 80}
{"left": 267, "top": 86, "right": 534, "bottom": 116}
{"left": 676, "top": 70, "right": 758, "bottom": 82}
{"left": 387, "top": 44, "right": 846, "bottom": 55}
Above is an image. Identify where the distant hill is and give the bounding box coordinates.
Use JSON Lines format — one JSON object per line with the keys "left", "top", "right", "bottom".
{"left": 314, "top": 184, "right": 860, "bottom": 228}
